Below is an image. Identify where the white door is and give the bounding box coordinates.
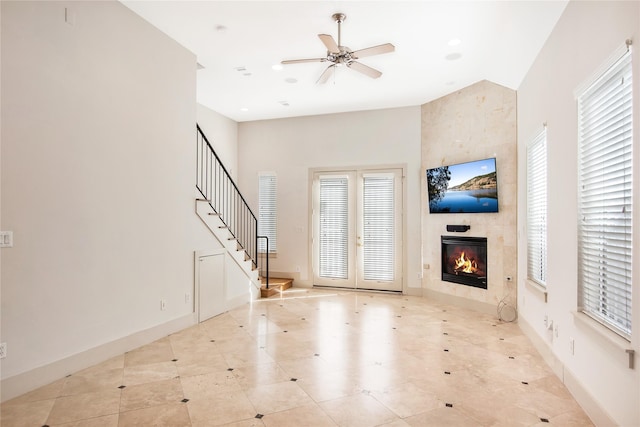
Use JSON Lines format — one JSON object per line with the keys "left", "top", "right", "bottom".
{"left": 312, "top": 168, "right": 403, "bottom": 292}
{"left": 198, "top": 253, "right": 225, "bottom": 322}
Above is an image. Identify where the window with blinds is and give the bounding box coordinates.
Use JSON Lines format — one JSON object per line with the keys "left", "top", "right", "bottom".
{"left": 527, "top": 129, "right": 548, "bottom": 287}
{"left": 363, "top": 175, "right": 395, "bottom": 281}
{"left": 258, "top": 173, "right": 277, "bottom": 253}
{"left": 319, "top": 177, "right": 348, "bottom": 279}
{"left": 577, "top": 45, "right": 633, "bottom": 338}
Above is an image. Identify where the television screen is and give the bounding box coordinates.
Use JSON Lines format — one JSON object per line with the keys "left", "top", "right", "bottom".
{"left": 427, "top": 158, "right": 498, "bottom": 213}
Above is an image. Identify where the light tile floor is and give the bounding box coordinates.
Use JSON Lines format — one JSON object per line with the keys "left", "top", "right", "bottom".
{"left": 1, "top": 288, "right": 594, "bottom": 426}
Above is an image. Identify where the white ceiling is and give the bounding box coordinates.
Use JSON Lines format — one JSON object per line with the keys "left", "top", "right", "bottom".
{"left": 121, "top": 1, "right": 568, "bottom": 122}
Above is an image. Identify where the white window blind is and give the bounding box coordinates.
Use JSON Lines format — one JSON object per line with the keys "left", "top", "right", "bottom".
{"left": 319, "top": 177, "right": 348, "bottom": 279}
{"left": 577, "top": 46, "right": 633, "bottom": 338}
{"left": 363, "top": 175, "right": 395, "bottom": 281}
{"left": 527, "top": 128, "right": 548, "bottom": 287}
{"left": 258, "top": 173, "right": 277, "bottom": 253}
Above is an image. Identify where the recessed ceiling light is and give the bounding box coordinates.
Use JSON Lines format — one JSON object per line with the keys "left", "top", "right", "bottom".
{"left": 446, "top": 81, "right": 455, "bottom": 86}
{"left": 445, "top": 53, "right": 462, "bottom": 61}
{"left": 285, "top": 77, "right": 298, "bottom": 84}
{"left": 272, "top": 64, "right": 283, "bottom": 71}
{"left": 278, "top": 101, "right": 290, "bottom": 107}
{"left": 240, "top": 107, "right": 249, "bottom": 112}
{"left": 215, "top": 25, "right": 227, "bottom": 33}
{"left": 448, "top": 38, "right": 462, "bottom": 47}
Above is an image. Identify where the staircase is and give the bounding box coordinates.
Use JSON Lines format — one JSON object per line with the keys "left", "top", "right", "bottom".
{"left": 195, "top": 124, "right": 265, "bottom": 297}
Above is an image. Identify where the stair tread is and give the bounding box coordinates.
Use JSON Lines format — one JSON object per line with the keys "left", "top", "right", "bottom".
{"left": 259, "top": 278, "right": 293, "bottom": 298}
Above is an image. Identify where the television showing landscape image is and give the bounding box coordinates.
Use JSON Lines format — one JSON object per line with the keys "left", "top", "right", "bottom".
{"left": 427, "top": 158, "right": 498, "bottom": 213}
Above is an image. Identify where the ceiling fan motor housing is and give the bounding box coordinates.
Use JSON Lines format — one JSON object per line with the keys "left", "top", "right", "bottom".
{"left": 332, "top": 13, "right": 346, "bottom": 24}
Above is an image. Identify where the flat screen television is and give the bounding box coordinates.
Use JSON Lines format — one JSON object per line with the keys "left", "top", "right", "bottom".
{"left": 426, "top": 157, "right": 498, "bottom": 213}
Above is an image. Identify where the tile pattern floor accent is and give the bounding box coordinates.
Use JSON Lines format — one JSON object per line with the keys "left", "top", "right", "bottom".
{"left": 0, "top": 288, "right": 594, "bottom": 426}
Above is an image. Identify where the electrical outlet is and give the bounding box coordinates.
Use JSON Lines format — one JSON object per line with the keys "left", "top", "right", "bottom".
{"left": 0, "top": 231, "right": 13, "bottom": 248}
{"left": 295, "top": 265, "right": 301, "bottom": 272}
{"left": 0, "top": 342, "right": 7, "bottom": 359}
{"left": 569, "top": 337, "right": 575, "bottom": 355}
{"left": 185, "top": 293, "right": 191, "bottom": 304}
{"left": 160, "top": 299, "right": 166, "bottom": 311}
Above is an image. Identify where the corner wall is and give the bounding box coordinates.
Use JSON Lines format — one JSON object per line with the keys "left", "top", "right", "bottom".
{"left": 0, "top": 1, "right": 220, "bottom": 400}
{"left": 421, "top": 80, "right": 518, "bottom": 314}
{"left": 517, "top": 2, "right": 639, "bottom": 425}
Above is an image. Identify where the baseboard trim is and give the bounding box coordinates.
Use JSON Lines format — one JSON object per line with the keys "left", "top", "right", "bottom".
{"left": 421, "top": 288, "right": 496, "bottom": 316}
{"left": 518, "top": 316, "right": 616, "bottom": 427}
{"left": 404, "top": 286, "right": 422, "bottom": 297}
{"left": 1, "top": 313, "right": 196, "bottom": 403}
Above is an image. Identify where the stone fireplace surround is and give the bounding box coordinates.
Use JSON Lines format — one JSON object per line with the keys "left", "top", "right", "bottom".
{"left": 421, "top": 80, "right": 517, "bottom": 314}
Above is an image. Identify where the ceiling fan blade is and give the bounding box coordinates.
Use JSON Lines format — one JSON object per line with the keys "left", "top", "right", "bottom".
{"left": 317, "top": 64, "right": 336, "bottom": 84}
{"left": 352, "top": 43, "right": 395, "bottom": 59}
{"left": 347, "top": 61, "right": 382, "bottom": 79}
{"left": 282, "top": 58, "right": 327, "bottom": 65}
{"left": 318, "top": 34, "right": 340, "bottom": 54}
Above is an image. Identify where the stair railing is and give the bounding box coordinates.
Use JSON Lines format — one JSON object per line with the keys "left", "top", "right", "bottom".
{"left": 196, "top": 124, "right": 259, "bottom": 272}
{"left": 257, "top": 236, "right": 269, "bottom": 288}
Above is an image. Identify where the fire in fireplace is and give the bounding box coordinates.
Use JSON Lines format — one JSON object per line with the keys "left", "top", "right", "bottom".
{"left": 441, "top": 236, "right": 487, "bottom": 289}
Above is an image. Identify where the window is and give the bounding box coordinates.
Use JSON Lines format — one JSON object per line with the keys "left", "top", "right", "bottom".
{"left": 527, "top": 128, "right": 548, "bottom": 287}
{"left": 258, "top": 173, "right": 277, "bottom": 253}
{"left": 362, "top": 174, "right": 395, "bottom": 281}
{"left": 577, "top": 43, "right": 633, "bottom": 338}
{"left": 318, "top": 176, "right": 349, "bottom": 279}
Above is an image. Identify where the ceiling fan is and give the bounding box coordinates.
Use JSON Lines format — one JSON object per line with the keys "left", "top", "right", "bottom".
{"left": 281, "top": 13, "right": 395, "bottom": 84}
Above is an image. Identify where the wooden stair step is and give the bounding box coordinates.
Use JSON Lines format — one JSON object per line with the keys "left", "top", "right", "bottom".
{"left": 260, "top": 278, "right": 293, "bottom": 298}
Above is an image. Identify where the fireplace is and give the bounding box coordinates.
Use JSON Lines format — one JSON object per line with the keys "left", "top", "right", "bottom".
{"left": 441, "top": 236, "right": 487, "bottom": 289}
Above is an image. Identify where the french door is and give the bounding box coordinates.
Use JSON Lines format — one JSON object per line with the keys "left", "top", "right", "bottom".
{"left": 312, "top": 168, "right": 403, "bottom": 292}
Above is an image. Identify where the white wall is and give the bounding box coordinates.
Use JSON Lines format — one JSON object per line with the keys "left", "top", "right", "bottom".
{"left": 237, "top": 107, "right": 422, "bottom": 291}
{"left": 197, "top": 104, "right": 239, "bottom": 181}
{"left": 0, "top": 0, "right": 221, "bottom": 399}
{"left": 517, "top": 2, "right": 639, "bottom": 425}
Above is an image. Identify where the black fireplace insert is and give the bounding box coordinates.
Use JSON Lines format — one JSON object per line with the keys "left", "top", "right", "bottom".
{"left": 441, "top": 236, "right": 487, "bottom": 289}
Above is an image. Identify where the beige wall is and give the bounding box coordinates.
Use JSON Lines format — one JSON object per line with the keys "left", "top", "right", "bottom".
{"left": 197, "top": 104, "right": 239, "bottom": 182}
{"left": 421, "top": 80, "right": 517, "bottom": 313}
{"left": 517, "top": 2, "right": 639, "bottom": 425}
{"left": 237, "top": 107, "right": 422, "bottom": 291}
{"left": 0, "top": 0, "right": 217, "bottom": 399}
